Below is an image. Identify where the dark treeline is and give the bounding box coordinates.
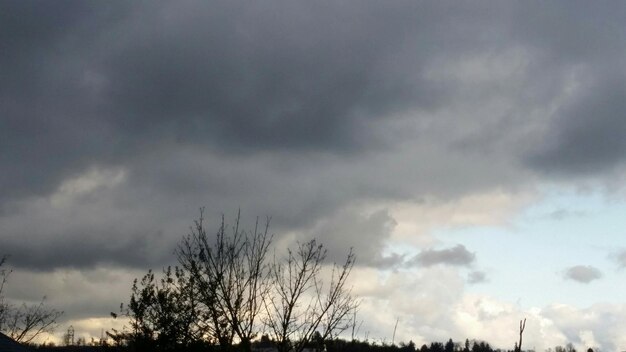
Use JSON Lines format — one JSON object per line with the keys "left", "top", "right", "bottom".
{"left": 29, "top": 337, "right": 592, "bottom": 352}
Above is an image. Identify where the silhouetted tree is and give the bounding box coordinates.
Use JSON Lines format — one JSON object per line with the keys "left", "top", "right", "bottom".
{"left": 444, "top": 339, "right": 454, "bottom": 352}
{"left": 400, "top": 340, "right": 416, "bottom": 352}
{"left": 471, "top": 341, "right": 493, "bottom": 352}
{"left": 114, "top": 266, "right": 198, "bottom": 351}
{"left": 177, "top": 209, "right": 272, "bottom": 351}
{"left": 430, "top": 342, "right": 444, "bottom": 352}
{"left": 0, "top": 255, "right": 62, "bottom": 343}
{"left": 263, "top": 239, "right": 358, "bottom": 352}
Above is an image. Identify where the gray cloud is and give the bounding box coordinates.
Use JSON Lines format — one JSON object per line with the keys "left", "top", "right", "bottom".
{"left": 526, "top": 74, "right": 626, "bottom": 176}
{"left": 0, "top": 1, "right": 131, "bottom": 204}
{"left": 410, "top": 245, "right": 475, "bottom": 267}
{"left": 99, "top": 1, "right": 448, "bottom": 152}
{"left": 303, "top": 208, "right": 401, "bottom": 268}
{"left": 563, "top": 265, "right": 602, "bottom": 284}
{"left": 0, "top": 1, "right": 511, "bottom": 270}
{"left": 511, "top": 4, "right": 626, "bottom": 177}
{"left": 0, "top": 0, "right": 566, "bottom": 207}
{"left": 468, "top": 271, "right": 487, "bottom": 284}
{"left": 0, "top": 0, "right": 625, "bottom": 288}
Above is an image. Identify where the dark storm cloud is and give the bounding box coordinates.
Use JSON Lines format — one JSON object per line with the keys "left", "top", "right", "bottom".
{"left": 531, "top": 73, "right": 626, "bottom": 175}
{"left": 0, "top": 230, "right": 164, "bottom": 271}
{"left": 515, "top": 3, "right": 626, "bottom": 175}
{"left": 0, "top": 1, "right": 130, "bottom": 203}
{"left": 0, "top": 0, "right": 495, "bottom": 270}
{"left": 563, "top": 265, "right": 602, "bottom": 284}
{"left": 95, "top": 0, "right": 475, "bottom": 154}
{"left": 3, "top": 1, "right": 626, "bottom": 274}
{"left": 409, "top": 245, "right": 475, "bottom": 267}
{"left": 0, "top": 0, "right": 457, "bottom": 205}
{"left": 526, "top": 73, "right": 626, "bottom": 176}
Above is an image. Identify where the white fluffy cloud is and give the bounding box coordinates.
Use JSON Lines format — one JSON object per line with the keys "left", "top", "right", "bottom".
{"left": 350, "top": 265, "right": 623, "bottom": 351}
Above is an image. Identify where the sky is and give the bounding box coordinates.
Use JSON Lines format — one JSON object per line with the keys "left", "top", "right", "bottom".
{"left": 2, "top": 1, "right": 626, "bottom": 350}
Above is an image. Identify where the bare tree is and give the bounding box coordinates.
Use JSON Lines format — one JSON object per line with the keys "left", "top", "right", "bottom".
{"left": 0, "top": 255, "right": 63, "bottom": 343}
{"left": 515, "top": 318, "right": 526, "bottom": 352}
{"left": 264, "top": 240, "right": 358, "bottom": 352}
{"left": 177, "top": 210, "right": 272, "bottom": 351}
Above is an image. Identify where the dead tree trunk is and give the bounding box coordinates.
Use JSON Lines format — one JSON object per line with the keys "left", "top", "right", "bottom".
{"left": 516, "top": 318, "right": 526, "bottom": 352}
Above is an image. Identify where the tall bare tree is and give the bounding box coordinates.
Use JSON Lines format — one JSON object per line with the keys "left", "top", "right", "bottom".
{"left": 0, "top": 255, "right": 62, "bottom": 343}
{"left": 177, "top": 210, "right": 272, "bottom": 351}
{"left": 264, "top": 240, "right": 358, "bottom": 352}
{"left": 515, "top": 318, "right": 526, "bottom": 352}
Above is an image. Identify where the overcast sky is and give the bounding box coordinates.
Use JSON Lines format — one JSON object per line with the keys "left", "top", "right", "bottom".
{"left": 2, "top": 1, "right": 626, "bottom": 350}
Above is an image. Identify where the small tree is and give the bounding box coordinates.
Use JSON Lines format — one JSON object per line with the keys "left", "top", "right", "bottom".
{"left": 264, "top": 240, "right": 358, "bottom": 352}
{"left": 0, "top": 255, "right": 62, "bottom": 343}
{"left": 177, "top": 209, "right": 273, "bottom": 351}
{"left": 444, "top": 339, "right": 454, "bottom": 352}
{"left": 118, "top": 266, "right": 199, "bottom": 351}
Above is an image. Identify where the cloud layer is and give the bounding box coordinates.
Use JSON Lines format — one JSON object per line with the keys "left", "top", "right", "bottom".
{"left": 3, "top": 1, "right": 626, "bottom": 270}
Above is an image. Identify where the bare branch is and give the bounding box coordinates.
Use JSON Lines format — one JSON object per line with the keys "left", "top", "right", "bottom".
{"left": 0, "top": 256, "right": 62, "bottom": 343}
{"left": 176, "top": 210, "right": 273, "bottom": 351}
{"left": 264, "top": 241, "right": 357, "bottom": 352}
